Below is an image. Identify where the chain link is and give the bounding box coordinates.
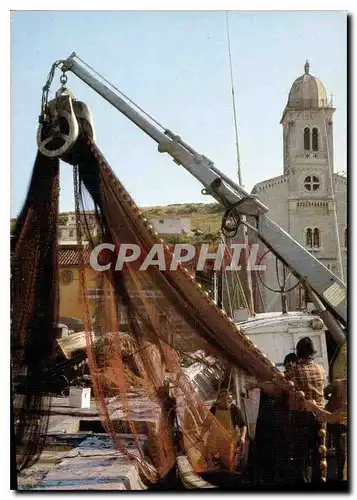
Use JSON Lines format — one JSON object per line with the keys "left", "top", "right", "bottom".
{"left": 60, "top": 72, "right": 68, "bottom": 87}
{"left": 39, "top": 60, "right": 65, "bottom": 123}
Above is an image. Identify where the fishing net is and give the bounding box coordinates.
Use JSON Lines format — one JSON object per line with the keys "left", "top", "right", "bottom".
{"left": 11, "top": 152, "right": 60, "bottom": 471}
{"left": 11, "top": 107, "right": 295, "bottom": 483}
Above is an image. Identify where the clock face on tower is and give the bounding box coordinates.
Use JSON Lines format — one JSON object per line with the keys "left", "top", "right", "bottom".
{"left": 304, "top": 175, "right": 320, "bottom": 191}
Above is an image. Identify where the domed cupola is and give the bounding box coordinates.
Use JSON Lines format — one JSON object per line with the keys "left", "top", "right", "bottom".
{"left": 286, "top": 60, "right": 328, "bottom": 109}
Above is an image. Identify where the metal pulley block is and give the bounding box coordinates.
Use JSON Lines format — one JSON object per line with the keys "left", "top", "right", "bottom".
{"left": 37, "top": 88, "right": 79, "bottom": 158}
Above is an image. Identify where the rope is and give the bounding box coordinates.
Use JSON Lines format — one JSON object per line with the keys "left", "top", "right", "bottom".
{"left": 256, "top": 279, "right": 267, "bottom": 313}
{"left": 223, "top": 268, "right": 234, "bottom": 319}
{"left": 219, "top": 236, "right": 251, "bottom": 314}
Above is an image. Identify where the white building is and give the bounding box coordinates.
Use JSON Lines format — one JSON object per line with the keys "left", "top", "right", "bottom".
{"left": 251, "top": 61, "right": 347, "bottom": 312}
{"left": 66, "top": 212, "right": 97, "bottom": 226}
{"left": 150, "top": 217, "right": 192, "bottom": 236}
{"left": 58, "top": 212, "right": 192, "bottom": 243}
{"left": 58, "top": 211, "right": 98, "bottom": 245}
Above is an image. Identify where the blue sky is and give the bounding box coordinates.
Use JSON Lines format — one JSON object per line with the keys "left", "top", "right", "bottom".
{"left": 10, "top": 10, "right": 347, "bottom": 217}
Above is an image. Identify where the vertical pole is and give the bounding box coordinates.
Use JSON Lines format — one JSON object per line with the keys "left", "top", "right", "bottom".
{"left": 225, "top": 11, "right": 242, "bottom": 186}
{"left": 225, "top": 11, "right": 255, "bottom": 315}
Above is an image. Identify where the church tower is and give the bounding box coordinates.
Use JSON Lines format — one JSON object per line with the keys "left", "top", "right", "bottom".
{"left": 251, "top": 61, "right": 346, "bottom": 312}
{"left": 281, "top": 60, "right": 334, "bottom": 190}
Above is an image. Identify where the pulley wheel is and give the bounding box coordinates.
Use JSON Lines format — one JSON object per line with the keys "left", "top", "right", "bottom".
{"left": 37, "top": 108, "right": 79, "bottom": 158}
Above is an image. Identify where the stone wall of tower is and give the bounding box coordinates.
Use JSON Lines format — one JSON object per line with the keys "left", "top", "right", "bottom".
{"left": 253, "top": 175, "right": 289, "bottom": 227}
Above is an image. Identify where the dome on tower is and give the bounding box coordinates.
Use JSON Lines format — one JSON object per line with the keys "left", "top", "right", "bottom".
{"left": 286, "top": 61, "right": 329, "bottom": 109}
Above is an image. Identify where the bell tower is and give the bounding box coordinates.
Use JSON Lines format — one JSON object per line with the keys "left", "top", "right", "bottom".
{"left": 281, "top": 62, "right": 342, "bottom": 306}
{"left": 281, "top": 60, "right": 335, "bottom": 186}
{"left": 251, "top": 61, "right": 346, "bottom": 313}
{"left": 280, "top": 61, "right": 335, "bottom": 181}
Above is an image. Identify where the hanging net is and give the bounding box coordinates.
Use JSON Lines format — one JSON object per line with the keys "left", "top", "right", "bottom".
{"left": 11, "top": 152, "right": 60, "bottom": 471}
{"left": 11, "top": 101, "right": 297, "bottom": 483}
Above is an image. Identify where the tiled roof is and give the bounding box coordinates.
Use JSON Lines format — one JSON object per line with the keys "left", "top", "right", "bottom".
{"left": 58, "top": 246, "right": 92, "bottom": 267}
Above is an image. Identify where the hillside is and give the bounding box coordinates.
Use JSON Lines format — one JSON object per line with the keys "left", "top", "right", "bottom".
{"left": 11, "top": 203, "right": 225, "bottom": 241}
{"left": 141, "top": 202, "right": 225, "bottom": 233}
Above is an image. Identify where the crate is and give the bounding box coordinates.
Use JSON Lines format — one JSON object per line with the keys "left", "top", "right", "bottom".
{"left": 69, "top": 387, "right": 91, "bottom": 408}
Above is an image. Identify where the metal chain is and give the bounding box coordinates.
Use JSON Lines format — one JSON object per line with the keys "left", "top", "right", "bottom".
{"left": 39, "top": 60, "right": 64, "bottom": 121}
{"left": 60, "top": 73, "right": 68, "bottom": 88}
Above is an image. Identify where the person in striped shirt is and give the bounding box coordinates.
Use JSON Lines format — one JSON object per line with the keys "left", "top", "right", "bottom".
{"left": 285, "top": 337, "right": 326, "bottom": 483}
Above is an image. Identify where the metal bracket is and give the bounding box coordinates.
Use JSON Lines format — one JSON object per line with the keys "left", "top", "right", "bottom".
{"left": 158, "top": 136, "right": 182, "bottom": 165}
{"left": 230, "top": 195, "right": 269, "bottom": 217}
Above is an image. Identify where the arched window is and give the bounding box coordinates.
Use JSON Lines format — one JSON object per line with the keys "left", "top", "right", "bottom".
{"left": 306, "top": 228, "right": 312, "bottom": 247}
{"left": 304, "top": 127, "right": 311, "bottom": 150}
{"left": 344, "top": 228, "right": 347, "bottom": 248}
{"left": 312, "top": 128, "right": 319, "bottom": 151}
{"left": 313, "top": 228, "right": 320, "bottom": 248}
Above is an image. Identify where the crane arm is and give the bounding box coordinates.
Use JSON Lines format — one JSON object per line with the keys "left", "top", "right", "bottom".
{"left": 59, "top": 54, "right": 346, "bottom": 341}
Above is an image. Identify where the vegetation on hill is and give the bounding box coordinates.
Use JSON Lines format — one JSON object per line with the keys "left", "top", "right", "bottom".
{"left": 11, "top": 202, "right": 225, "bottom": 243}
{"left": 141, "top": 202, "right": 224, "bottom": 234}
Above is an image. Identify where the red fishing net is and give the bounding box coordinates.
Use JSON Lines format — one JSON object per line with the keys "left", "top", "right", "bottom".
{"left": 11, "top": 113, "right": 296, "bottom": 482}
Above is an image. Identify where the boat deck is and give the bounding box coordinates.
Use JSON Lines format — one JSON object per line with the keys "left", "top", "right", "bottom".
{"left": 14, "top": 395, "right": 346, "bottom": 491}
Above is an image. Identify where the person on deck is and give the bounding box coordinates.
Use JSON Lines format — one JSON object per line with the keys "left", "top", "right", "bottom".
{"left": 245, "top": 353, "right": 297, "bottom": 485}
{"left": 209, "top": 389, "right": 247, "bottom": 443}
{"left": 204, "top": 389, "right": 247, "bottom": 471}
{"left": 284, "top": 352, "right": 298, "bottom": 373}
{"left": 285, "top": 337, "right": 326, "bottom": 483}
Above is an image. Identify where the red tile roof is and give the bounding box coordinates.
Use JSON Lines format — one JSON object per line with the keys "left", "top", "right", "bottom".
{"left": 58, "top": 246, "right": 92, "bottom": 267}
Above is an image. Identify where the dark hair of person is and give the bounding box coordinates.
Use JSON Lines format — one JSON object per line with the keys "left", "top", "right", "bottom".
{"left": 284, "top": 353, "right": 298, "bottom": 366}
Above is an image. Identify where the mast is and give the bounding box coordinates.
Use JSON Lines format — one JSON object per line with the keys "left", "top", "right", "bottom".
{"left": 225, "top": 12, "right": 255, "bottom": 316}
{"left": 225, "top": 11, "right": 242, "bottom": 187}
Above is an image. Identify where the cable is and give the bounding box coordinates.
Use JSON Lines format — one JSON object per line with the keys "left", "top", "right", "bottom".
{"left": 256, "top": 249, "right": 301, "bottom": 294}
{"left": 223, "top": 267, "right": 234, "bottom": 319}
{"left": 221, "top": 203, "right": 241, "bottom": 238}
